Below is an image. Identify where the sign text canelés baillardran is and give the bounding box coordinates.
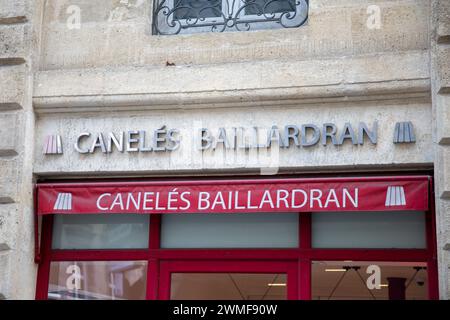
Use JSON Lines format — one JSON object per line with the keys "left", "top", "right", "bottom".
{"left": 72, "top": 122, "right": 378, "bottom": 154}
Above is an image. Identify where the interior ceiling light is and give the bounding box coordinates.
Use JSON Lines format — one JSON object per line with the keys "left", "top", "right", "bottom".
{"left": 267, "top": 283, "right": 287, "bottom": 287}
{"left": 325, "top": 269, "right": 347, "bottom": 272}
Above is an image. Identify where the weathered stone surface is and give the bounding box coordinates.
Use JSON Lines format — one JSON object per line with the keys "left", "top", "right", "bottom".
{"left": 432, "top": 0, "right": 450, "bottom": 300}
{"left": 33, "top": 50, "right": 430, "bottom": 113}
{"left": 0, "top": 159, "right": 19, "bottom": 203}
{"left": 350, "top": 2, "right": 429, "bottom": 53}
{"left": 436, "top": 46, "right": 450, "bottom": 93}
{"left": 444, "top": 251, "right": 450, "bottom": 299}
{"left": 441, "top": 197, "right": 450, "bottom": 299}
{"left": 33, "top": 101, "right": 433, "bottom": 176}
{"left": 39, "top": 0, "right": 429, "bottom": 70}
{"left": 436, "top": 94, "right": 450, "bottom": 145}
{"left": 438, "top": 197, "right": 450, "bottom": 242}
{"left": 438, "top": 147, "right": 450, "bottom": 199}
{"left": 3, "top": 201, "right": 36, "bottom": 300}
{"left": 0, "top": 0, "right": 27, "bottom": 22}
{"left": 436, "top": 0, "right": 450, "bottom": 43}
{"left": 0, "top": 197, "right": 15, "bottom": 205}
{"left": 0, "top": 251, "right": 11, "bottom": 299}
{"left": 0, "top": 24, "right": 27, "bottom": 64}
{"left": 0, "top": 204, "right": 17, "bottom": 251}
{"left": 0, "top": 113, "right": 19, "bottom": 156}
{"left": 0, "top": 65, "right": 26, "bottom": 110}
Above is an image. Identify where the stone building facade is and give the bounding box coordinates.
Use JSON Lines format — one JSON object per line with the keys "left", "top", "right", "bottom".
{"left": 0, "top": 0, "right": 449, "bottom": 299}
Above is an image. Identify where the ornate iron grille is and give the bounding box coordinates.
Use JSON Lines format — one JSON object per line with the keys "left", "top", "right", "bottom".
{"left": 152, "top": 0, "right": 309, "bottom": 35}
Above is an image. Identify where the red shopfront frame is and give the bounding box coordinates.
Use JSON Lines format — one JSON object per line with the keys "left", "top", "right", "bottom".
{"left": 34, "top": 176, "right": 439, "bottom": 300}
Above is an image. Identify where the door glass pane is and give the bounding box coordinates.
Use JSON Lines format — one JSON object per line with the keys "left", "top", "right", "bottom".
{"left": 312, "top": 261, "right": 428, "bottom": 300}
{"left": 171, "top": 273, "right": 287, "bottom": 300}
{"left": 312, "top": 211, "right": 426, "bottom": 248}
{"left": 48, "top": 261, "right": 147, "bottom": 300}
{"left": 52, "top": 214, "right": 149, "bottom": 249}
{"left": 161, "top": 213, "right": 298, "bottom": 248}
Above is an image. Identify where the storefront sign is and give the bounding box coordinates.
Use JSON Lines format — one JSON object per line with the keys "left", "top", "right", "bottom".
{"left": 199, "top": 122, "right": 377, "bottom": 150}
{"left": 74, "top": 127, "right": 181, "bottom": 154}
{"left": 44, "top": 122, "right": 382, "bottom": 155}
{"left": 37, "top": 176, "right": 429, "bottom": 215}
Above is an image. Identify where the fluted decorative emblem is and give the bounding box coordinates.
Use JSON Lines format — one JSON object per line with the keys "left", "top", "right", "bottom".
{"left": 385, "top": 186, "right": 406, "bottom": 207}
{"left": 153, "top": 0, "right": 309, "bottom": 35}
{"left": 54, "top": 193, "right": 73, "bottom": 210}
{"left": 43, "top": 134, "right": 63, "bottom": 155}
{"left": 393, "top": 122, "right": 415, "bottom": 144}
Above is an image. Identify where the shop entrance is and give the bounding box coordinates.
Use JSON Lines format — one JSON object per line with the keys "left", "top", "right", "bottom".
{"left": 35, "top": 176, "right": 439, "bottom": 300}
{"left": 159, "top": 261, "right": 297, "bottom": 300}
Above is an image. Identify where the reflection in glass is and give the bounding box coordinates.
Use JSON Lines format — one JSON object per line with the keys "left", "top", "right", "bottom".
{"left": 48, "top": 261, "right": 147, "bottom": 300}
{"left": 312, "top": 211, "right": 426, "bottom": 249}
{"left": 52, "top": 214, "right": 150, "bottom": 249}
{"left": 171, "top": 273, "right": 287, "bottom": 300}
{"left": 161, "top": 213, "right": 298, "bottom": 248}
{"left": 312, "top": 261, "right": 428, "bottom": 300}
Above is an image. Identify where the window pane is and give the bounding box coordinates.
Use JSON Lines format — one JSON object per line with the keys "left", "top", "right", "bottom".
{"left": 312, "top": 211, "right": 426, "bottom": 249}
{"left": 245, "top": 0, "right": 296, "bottom": 15}
{"left": 312, "top": 261, "right": 428, "bottom": 300}
{"left": 161, "top": 213, "right": 298, "bottom": 248}
{"left": 171, "top": 273, "right": 286, "bottom": 300}
{"left": 52, "top": 214, "right": 149, "bottom": 249}
{"left": 173, "top": 0, "right": 222, "bottom": 19}
{"left": 48, "top": 261, "right": 147, "bottom": 300}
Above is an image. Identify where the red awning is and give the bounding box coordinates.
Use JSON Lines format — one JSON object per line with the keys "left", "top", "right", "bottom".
{"left": 36, "top": 176, "right": 430, "bottom": 215}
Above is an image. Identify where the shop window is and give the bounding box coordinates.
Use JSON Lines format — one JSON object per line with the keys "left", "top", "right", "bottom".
{"left": 160, "top": 213, "right": 299, "bottom": 248}
{"left": 311, "top": 211, "right": 426, "bottom": 249}
{"left": 48, "top": 261, "right": 148, "bottom": 300}
{"left": 171, "top": 273, "right": 287, "bottom": 300}
{"left": 52, "top": 214, "right": 150, "bottom": 249}
{"left": 152, "top": 0, "right": 309, "bottom": 35}
{"left": 312, "top": 261, "right": 428, "bottom": 300}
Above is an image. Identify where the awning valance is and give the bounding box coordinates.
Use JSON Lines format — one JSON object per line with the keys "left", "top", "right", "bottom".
{"left": 36, "top": 176, "right": 430, "bottom": 215}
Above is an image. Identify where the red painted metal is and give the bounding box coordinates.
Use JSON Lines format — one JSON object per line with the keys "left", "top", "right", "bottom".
{"left": 48, "top": 248, "right": 430, "bottom": 262}
{"left": 299, "top": 259, "right": 311, "bottom": 300}
{"left": 37, "top": 176, "right": 430, "bottom": 215}
{"left": 33, "top": 184, "right": 40, "bottom": 263}
{"left": 146, "top": 259, "right": 159, "bottom": 300}
{"left": 426, "top": 177, "right": 439, "bottom": 300}
{"left": 148, "top": 215, "right": 162, "bottom": 300}
{"left": 299, "top": 213, "right": 312, "bottom": 300}
{"left": 35, "top": 215, "right": 53, "bottom": 300}
{"left": 300, "top": 213, "right": 311, "bottom": 249}
{"left": 149, "top": 214, "right": 161, "bottom": 249}
{"left": 287, "top": 263, "right": 298, "bottom": 300}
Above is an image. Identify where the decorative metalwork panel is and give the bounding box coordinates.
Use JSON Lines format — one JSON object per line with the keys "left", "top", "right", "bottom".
{"left": 152, "top": 0, "right": 309, "bottom": 35}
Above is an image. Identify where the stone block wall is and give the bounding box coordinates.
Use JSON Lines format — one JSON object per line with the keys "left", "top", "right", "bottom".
{"left": 432, "top": 0, "right": 450, "bottom": 300}
{"left": 0, "top": 0, "right": 38, "bottom": 299}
